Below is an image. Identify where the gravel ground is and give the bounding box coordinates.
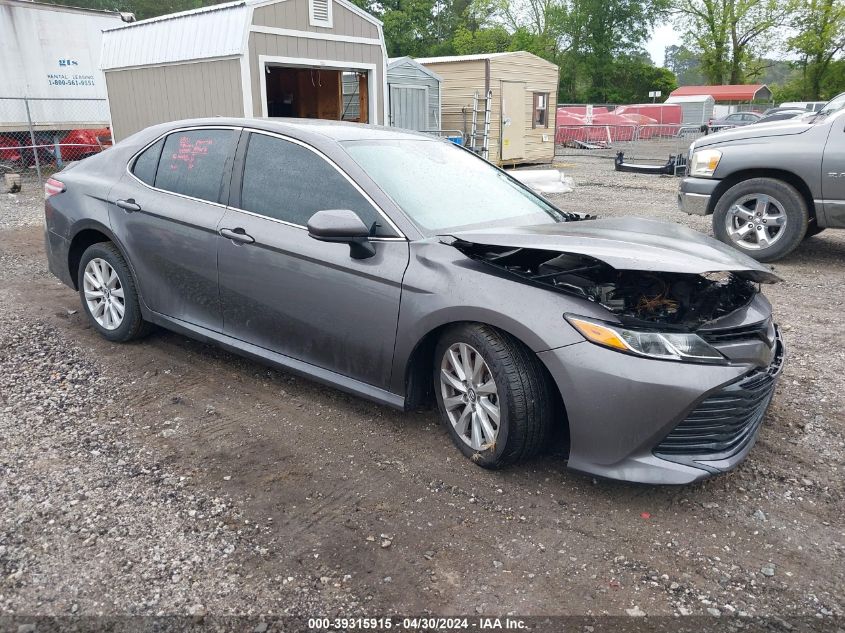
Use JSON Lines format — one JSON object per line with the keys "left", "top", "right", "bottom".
{"left": 0, "top": 165, "right": 843, "bottom": 625}
{"left": 0, "top": 178, "right": 43, "bottom": 231}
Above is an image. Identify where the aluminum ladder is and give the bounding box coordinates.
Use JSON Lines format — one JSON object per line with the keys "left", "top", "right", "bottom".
{"left": 468, "top": 90, "right": 493, "bottom": 161}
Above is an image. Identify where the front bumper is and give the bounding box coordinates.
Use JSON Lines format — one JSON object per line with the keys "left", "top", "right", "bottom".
{"left": 677, "top": 176, "right": 720, "bottom": 215}
{"left": 538, "top": 331, "right": 784, "bottom": 485}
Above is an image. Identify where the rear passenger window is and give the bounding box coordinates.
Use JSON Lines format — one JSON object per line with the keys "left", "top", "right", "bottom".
{"left": 132, "top": 138, "right": 164, "bottom": 185}
{"left": 239, "top": 133, "right": 395, "bottom": 236}
{"left": 153, "top": 129, "right": 235, "bottom": 203}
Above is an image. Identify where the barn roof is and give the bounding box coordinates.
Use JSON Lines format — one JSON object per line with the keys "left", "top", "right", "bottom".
{"left": 100, "top": 0, "right": 382, "bottom": 71}
{"left": 669, "top": 84, "right": 772, "bottom": 102}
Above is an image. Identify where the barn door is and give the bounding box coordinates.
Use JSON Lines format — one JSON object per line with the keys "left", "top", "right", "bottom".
{"left": 389, "top": 85, "right": 427, "bottom": 131}
{"left": 501, "top": 81, "right": 526, "bottom": 161}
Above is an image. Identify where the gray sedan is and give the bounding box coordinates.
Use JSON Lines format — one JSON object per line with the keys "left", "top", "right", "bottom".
{"left": 709, "top": 111, "right": 762, "bottom": 129}
{"left": 44, "top": 118, "right": 784, "bottom": 484}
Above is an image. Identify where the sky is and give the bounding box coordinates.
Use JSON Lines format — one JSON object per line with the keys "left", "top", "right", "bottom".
{"left": 647, "top": 23, "right": 682, "bottom": 67}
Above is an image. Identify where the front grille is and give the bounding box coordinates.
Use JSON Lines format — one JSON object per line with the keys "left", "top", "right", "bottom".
{"left": 700, "top": 319, "right": 773, "bottom": 345}
{"left": 654, "top": 340, "right": 783, "bottom": 459}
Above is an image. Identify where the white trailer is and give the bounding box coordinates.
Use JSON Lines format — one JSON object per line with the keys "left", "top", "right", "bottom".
{"left": 0, "top": 0, "right": 130, "bottom": 132}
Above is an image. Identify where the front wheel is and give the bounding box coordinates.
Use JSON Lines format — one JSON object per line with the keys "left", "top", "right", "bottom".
{"left": 712, "top": 178, "right": 808, "bottom": 262}
{"left": 433, "top": 324, "right": 554, "bottom": 469}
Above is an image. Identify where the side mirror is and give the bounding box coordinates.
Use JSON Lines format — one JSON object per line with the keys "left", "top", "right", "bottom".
{"left": 307, "top": 209, "right": 375, "bottom": 259}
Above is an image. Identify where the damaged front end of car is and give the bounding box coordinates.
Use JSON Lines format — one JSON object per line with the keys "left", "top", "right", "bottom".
{"left": 444, "top": 217, "right": 780, "bottom": 333}
{"left": 441, "top": 217, "right": 785, "bottom": 483}
{"left": 449, "top": 238, "right": 780, "bottom": 367}
{"left": 449, "top": 242, "right": 759, "bottom": 329}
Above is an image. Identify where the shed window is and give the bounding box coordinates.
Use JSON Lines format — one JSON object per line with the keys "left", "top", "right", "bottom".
{"left": 533, "top": 93, "right": 549, "bottom": 128}
{"left": 309, "top": 0, "right": 332, "bottom": 27}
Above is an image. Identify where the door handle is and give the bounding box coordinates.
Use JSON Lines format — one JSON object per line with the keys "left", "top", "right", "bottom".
{"left": 220, "top": 227, "right": 255, "bottom": 244}
{"left": 116, "top": 198, "right": 141, "bottom": 212}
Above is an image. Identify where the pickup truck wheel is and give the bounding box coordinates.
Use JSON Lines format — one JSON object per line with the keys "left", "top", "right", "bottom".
{"left": 713, "top": 178, "right": 808, "bottom": 262}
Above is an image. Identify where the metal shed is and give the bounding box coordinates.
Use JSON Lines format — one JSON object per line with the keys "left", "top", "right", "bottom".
{"left": 386, "top": 57, "right": 441, "bottom": 131}
{"left": 416, "top": 51, "right": 559, "bottom": 166}
{"left": 664, "top": 95, "right": 716, "bottom": 126}
{"left": 100, "top": 0, "right": 387, "bottom": 140}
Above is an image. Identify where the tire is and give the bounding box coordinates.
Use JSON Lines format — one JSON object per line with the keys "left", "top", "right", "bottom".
{"left": 77, "top": 242, "right": 151, "bottom": 342}
{"left": 433, "top": 324, "right": 554, "bottom": 469}
{"left": 712, "top": 178, "right": 808, "bottom": 262}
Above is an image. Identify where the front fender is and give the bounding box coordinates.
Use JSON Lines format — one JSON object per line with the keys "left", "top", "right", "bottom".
{"left": 389, "top": 240, "right": 605, "bottom": 395}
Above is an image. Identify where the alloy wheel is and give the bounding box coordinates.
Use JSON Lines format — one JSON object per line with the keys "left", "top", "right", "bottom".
{"left": 439, "top": 342, "right": 501, "bottom": 451}
{"left": 725, "top": 194, "right": 787, "bottom": 250}
{"left": 83, "top": 258, "right": 125, "bottom": 330}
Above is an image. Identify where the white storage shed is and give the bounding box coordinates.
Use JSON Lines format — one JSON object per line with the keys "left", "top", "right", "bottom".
{"left": 100, "top": 0, "right": 388, "bottom": 140}
{"left": 386, "top": 57, "right": 441, "bottom": 131}
{"left": 664, "top": 94, "right": 716, "bottom": 126}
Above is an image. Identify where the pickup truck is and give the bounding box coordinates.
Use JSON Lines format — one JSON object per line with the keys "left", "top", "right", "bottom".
{"left": 678, "top": 92, "right": 845, "bottom": 261}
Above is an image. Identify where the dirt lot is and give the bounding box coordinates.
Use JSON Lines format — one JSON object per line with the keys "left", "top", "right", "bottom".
{"left": 1, "top": 161, "right": 843, "bottom": 624}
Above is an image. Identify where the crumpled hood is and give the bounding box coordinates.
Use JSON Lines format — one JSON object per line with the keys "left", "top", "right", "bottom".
{"left": 445, "top": 217, "right": 781, "bottom": 283}
{"left": 695, "top": 118, "right": 814, "bottom": 148}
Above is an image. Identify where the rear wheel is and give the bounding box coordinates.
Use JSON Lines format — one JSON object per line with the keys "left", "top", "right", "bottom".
{"left": 77, "top": 242, "right": 150, "bottom": 342}
{"left": 434, "top": 324, "right": 554, "bottom": 469}
{"left": 712, "top": 178, "right": 808, "bottom": 262}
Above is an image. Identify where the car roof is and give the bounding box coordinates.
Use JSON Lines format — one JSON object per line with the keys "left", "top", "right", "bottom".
{"left": 153, "top": 117, "right": 437, "bottom": 143}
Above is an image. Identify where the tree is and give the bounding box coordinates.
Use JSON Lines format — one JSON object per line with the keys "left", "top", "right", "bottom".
{"left": 822, "top": 59, "right": 845, "bottom": 97}
{"left": 452, "top": 26, "right": 513, "bottom": 54}
{"left": 600, "top": 53, "right": 678, "bottom": 102}
{"left": 672, "top": 0, "right": 790, "bottom": 84}
{"left": 787, "top": 0, "right": 845, "bottom": 99}
{"left": 376, "top": 0, "right": 442, "bottom": 57}
{"left": 577, "top": 0, "right": 669, "bottom": 100}
{"left": 663, "top": 44, "right": 704, "bottom": 84}
{"left": 478, "top": 0, "right": 668, "bottom": 101}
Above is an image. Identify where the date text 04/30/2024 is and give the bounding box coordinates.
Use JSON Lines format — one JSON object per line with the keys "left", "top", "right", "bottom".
{"left": 306, "top": 617, "right": 528, "bottom": 629}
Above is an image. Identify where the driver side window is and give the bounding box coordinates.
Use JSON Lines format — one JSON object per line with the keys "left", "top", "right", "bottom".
{"left": 239, "top": 133, "right": 397, "bottom": 237}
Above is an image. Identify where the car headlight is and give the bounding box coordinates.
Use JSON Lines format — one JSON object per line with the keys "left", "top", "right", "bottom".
{"left": 689, "top": 148, "right": 722, "bottom": 177}
{"left": 565, "top": 315, "right": 725, "bottom": 363}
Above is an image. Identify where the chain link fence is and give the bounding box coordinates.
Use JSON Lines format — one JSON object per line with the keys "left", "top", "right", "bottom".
{"left": 1, "top": 97, "right": 111, "bottom": 191}
{"left": 554, "top": 123, "right": 728, "bottom": 172}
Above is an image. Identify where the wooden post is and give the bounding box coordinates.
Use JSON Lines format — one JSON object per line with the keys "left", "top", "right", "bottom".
{"left": 359, "top": 73, "right": 369, "bottom": 124}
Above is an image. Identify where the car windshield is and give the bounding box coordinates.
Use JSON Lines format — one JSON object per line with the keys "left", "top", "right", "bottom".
{"left": 341, "top": 139, "right": 567, "bottom": 233}
{"left": 816, "top": 93, "right": 845, "bottom": 117}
